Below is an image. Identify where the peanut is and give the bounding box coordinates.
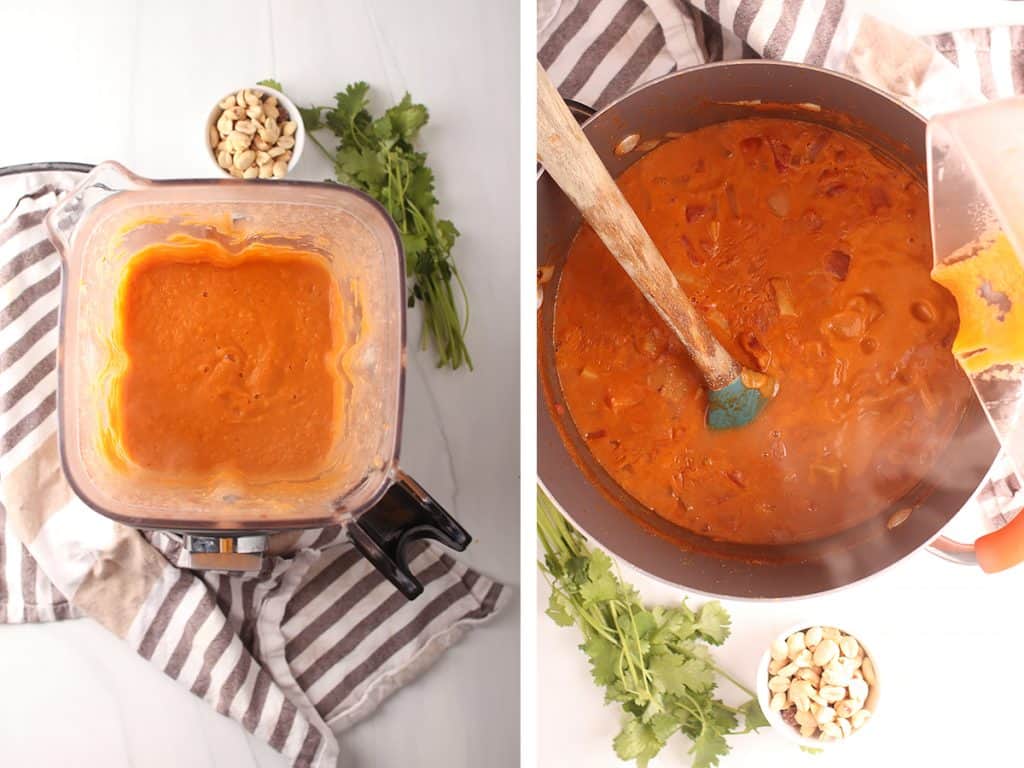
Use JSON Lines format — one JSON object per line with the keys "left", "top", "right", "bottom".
{"left": 768, "top": 675, "right": 790, "bottom": 694}
{"left": 813, "top": 704, "right": 836, "bottom": 725}
{"left": 847, "top": 677, "right": 869, "bottom": 702}
{"left": 862, "top": 658, "right": 876, "bottom": 685}
{"left": 840, "top": 636, "right": 860, "bottom": 659}
{"left": 233, "top": 150, "right": 256, "bottom": 170}
{"left": 820, "top": 722, "right": 842, "bottom": 741}
{"left": 851, "top": 709, "right": 871, "bottom": 730}
{"left": 777, "top": 662, "right": 799, "bottom": 678}
{"left": 804, "top": 626, "right": 823, "bottom": 649}
{"left": 786, "top": 632, "right": 806, "bottom": 660}
{"left": 796, "top": 667, "right": 820, "bottom": 685}
{"left": 819, "top": 685, "right": 846, "bottom": 703}
{"left": 812, "top": 638, "right": 838, "bottom": 667}
{"left": 227, "top": 131, "right": 251, "bottom": 152}
{"left": 835, "top": 698, "right": 862, "bottom": 719}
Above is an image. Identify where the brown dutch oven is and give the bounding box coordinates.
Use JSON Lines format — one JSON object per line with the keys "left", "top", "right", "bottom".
{"left": 537, "top": 60, "right": 1006, "bottom": 599}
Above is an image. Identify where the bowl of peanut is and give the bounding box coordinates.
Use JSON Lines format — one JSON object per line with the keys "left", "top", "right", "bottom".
{"left": 206, "top": 85, "right": 304, "bottom": 179}
{"left": 756, "top": 624, "right": 880, "bottom": 747}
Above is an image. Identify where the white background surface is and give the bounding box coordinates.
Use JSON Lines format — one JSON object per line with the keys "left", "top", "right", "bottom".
{"left": 0, "top": 1, "right": 519, "bottom": 767}
{"left": 536, "top": 2, "right": 1024, "bottom": 768}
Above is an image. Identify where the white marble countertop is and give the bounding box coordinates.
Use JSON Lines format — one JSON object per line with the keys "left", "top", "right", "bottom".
{"left": 0, "top": 1, "right": 519, "bottom": 766}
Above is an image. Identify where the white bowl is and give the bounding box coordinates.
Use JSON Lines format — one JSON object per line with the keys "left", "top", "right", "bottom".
{"left": 756, "top": 621, "right": 881, "bottom": 749}
{"left": 204, "top": 84, "right": 306, "bottom": 179}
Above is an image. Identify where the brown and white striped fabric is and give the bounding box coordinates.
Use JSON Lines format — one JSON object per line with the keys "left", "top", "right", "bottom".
{"left": 538, "top": 0, "right": 1024, "bottom": 117}
{"left": 0, "top": 168, "right": 507, "bottom": 768}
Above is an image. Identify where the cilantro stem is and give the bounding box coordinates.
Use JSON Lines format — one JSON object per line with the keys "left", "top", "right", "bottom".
{"left": 711, "top": 664, "right": 757, "bottom": 700}
{"left": 307, "top": 130, "right": 336, "bottom": 166}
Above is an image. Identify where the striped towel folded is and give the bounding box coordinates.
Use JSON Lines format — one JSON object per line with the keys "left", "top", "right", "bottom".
{"left": 0, "top": 166, "right": 507, "bottom": 768}
{"left": 538, "top": 0, "right": 1024, "bottom": 530}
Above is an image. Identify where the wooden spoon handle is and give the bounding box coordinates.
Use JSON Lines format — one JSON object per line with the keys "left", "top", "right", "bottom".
{"left": 536, "top": 62, "right": 740, "bottom": 390}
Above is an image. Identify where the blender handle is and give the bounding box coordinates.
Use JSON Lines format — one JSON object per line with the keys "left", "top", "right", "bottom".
{"left": 44, "top": 161, "right": 145, "bottom": 258}
{"left": 347, "top": 470, "right": 471, "bottom": 599}
{"left": 929, "top": 510, "right": 1024, "bottom": 572}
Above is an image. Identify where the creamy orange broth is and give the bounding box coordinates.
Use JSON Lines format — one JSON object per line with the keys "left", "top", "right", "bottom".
{"left": 553, "top": 118, "right": 970, "bottom": 545}
{"left": 106, "top": 237, "right": 343, "bottom": 482}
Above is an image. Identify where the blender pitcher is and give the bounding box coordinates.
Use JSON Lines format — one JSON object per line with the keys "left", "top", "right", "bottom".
{"left": 46, "top": 161, "right": 470, "bottom": 598}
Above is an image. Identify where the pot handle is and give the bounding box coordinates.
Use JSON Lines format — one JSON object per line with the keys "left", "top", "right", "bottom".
{"left": 347, "top": 470, "right": 471, "bottom": 599}
{"left": 928, "top": 469, "right": 1024, "bottom": 571}
{"left": 929, "top": 511, "right": 1024, "bottom": 572}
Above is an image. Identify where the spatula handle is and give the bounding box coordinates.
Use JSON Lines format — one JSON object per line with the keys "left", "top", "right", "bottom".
{"left": 536, "top": 62, "right": 740, "bottom": 390}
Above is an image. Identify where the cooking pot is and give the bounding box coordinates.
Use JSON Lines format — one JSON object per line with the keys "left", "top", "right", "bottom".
{"left": 46, "top": 161, "right": 470, "bottom": 599}
{"left": 537, "top": 60, "right": 1008, "bottom": 599}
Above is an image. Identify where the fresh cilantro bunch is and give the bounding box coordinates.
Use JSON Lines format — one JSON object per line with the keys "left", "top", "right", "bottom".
{"left": 259, "top": 79, "right": 471, "bottom": 370}
{"left": 538, "top": 490, "right": 767, "bottom": 768}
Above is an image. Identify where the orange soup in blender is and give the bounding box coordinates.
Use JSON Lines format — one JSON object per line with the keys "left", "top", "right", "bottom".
{"left": 105, "top": 236, "right": 344, "bottom": 482}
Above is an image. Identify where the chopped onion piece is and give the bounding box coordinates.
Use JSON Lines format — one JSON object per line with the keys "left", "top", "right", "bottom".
{"left": 767, "top": 190, "right": 790, "bottom": 217}
{"left": 725, "top": 183, "right": 740, "bottom": 218}
{"left": 770, "top": 277, "right": 797, "bottom": 316}
{"left": 705, "top": 307, "right": 731, "bottom": 333}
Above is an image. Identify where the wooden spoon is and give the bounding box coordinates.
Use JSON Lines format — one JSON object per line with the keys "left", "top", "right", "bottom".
{"left": 537, "top": 62, "right": 771, "bottom": 429}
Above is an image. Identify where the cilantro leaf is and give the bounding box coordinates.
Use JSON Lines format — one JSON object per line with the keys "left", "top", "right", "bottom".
{"left": 406, "top": 166, "right": 437, "bottom": 212}
{"left": 579, "top": 572, "right": 617, "bottom": 603}
{"left": 690, "top": 725, "right": 730, "bottom": 768}
{"left": 545, "top": 591, "right": 575, "bottom": 628}
{"left": 738, "top": 699, "right": 769, "bottom": 732}
{"left": 298, "top": 106, "right": 323, "bottom": 132}
{"left": 613, "top": 718, "right": 664, "bottom": 767}
{"left": 256, "top": 78, "right": 282, "bottom": 91}
{"left": 650, "top": 653, "right": 715, "bottom": 694}
{"left": 582, "top": 635, "right": 620, "bottom": 686}
{"left": 334, "top": 81, "right": 371, "bottom": 124}
{"left": 385, "top": 93, "right": 429, "bottom": 142}
{"left": 695, "top": 601, "right": 732, "bottom": 645}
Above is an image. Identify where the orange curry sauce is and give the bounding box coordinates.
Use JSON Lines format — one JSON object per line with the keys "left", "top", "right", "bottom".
{"left": 553, "top": 118, "right": 971, "bottom": 545}
{"left": 108, "top": 238, "right": 342, "bottom": 482}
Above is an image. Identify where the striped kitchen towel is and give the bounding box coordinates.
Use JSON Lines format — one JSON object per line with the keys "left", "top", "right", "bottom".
{"left": 538, "top": 0, "right": 1024, "bottom": 116}
{"left": 0, "top": 165, "right": 507, "bottom": 768}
